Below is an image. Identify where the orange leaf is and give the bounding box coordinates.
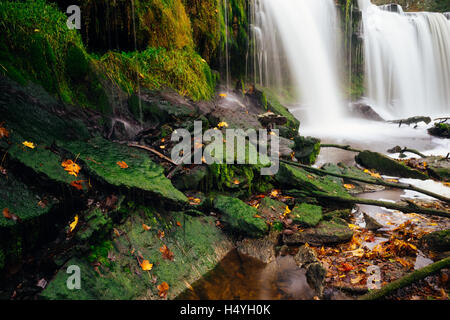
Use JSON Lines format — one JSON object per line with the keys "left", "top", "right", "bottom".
{"left": 176, "top": 221, "right": 182, "bottom": 227}
{"left": 339, "top": 262, "right": 355, "bottom": 272}
{"left": 2, "top": 208, "right": 19, "bottom": 221}
{"left": 142, "top": 224, "right": 151, "bottom": 231}
{"left": 70, "top": 180, "right": 85, "bottom": 190}
{"left": 157, "top": 230, "right": 165, "bottom": 239}
{"left": 116, "top": 161, "right": 128, "bottom": 169}
{"left": 157, "top": 281, "right": 169, "bottom": 298}
{"left": 61, "top": 160, "right": 81, "bottom": 177}
{"left": 159, "top": 244, "right": 174, "bottom": 261}
{"left": 140, "top": 259, "right": 153, "bottom": 271}
{"left": 0, "top": 125, "right": 9, "bottom": 139}
{"left": 343, "top": 184, "right": 355, "bottom": 190}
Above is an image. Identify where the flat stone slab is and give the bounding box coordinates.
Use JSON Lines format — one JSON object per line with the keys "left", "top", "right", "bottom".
{"left": 283, "top": 220, "right": 353, "bottom": 246}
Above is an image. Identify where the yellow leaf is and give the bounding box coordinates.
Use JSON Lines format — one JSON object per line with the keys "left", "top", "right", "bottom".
{"left": 344, "top": 184, "right": 355, "bottom": 190}
{"left": 283, "top": 206, "right": 291, "bottom": 216}
{"left": 22, "top": 141, "right": 35, "bottom": 149}
{"left": 69, "top": 215, "right": 78, "bottom": 232}
{"left": 61, "top": 160, "right": 81, "bottom": 177}
{"left": 219, "top": 93, "right": 227, "bottom": 98}
{"left": 217, "top": 121, "right": 228, "bottom": 128}
{"left": 348, "top": 224, "right": 360, "bottom": 230}
{"left": 140, "top": 259, "right": 153, "bottom": 271}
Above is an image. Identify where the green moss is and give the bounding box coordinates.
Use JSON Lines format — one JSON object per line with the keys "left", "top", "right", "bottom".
{"left": 293, "top": 136, "right": 321, "bottom": 165}
{"left": 41, "top": 211, "right": 231, "bottom": 300}
{"left": 213, "top": 195, "right": 268, "bottom": 238}
{"left": 66, "top": 44, "right": 89, "bottom": 82}
{"left": 355, "top": 150, "right": 429, "bottom": 180}
{"left": 65, "top": 137, "right": 188, "bottom": 205}
{"left": 291, "top": 203, "right": 323, "bottom": 227}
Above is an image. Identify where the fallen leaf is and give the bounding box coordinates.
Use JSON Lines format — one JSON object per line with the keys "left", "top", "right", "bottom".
{"left": 69, "top": 215, "right": 78, "bottom": 232}
{"left": 157, "top": 230, "right": 165, "bottom": 239}
{"left": 157, "top": 281, "right": 169, "bottom": 298}
{"left": 351, "top": 275, "right": 364, "bottom": 284}
{"left": 159, "top": 244, "right": 174, "bottom": 261}
{"left": 70, "top": 180, "right": 85, "bottom": 190}
{"left": 61, "top": 160, "right": 81, "bottom": 177}
{"left": 217, "top": 121, "right": 228, "bottom": 128}
{"left": 176, "top": 221, "right": 182, "bottom": 227}
{"left": 270, "top": 189, "right": 280, "bottom": 198}
{"left": 218, "top": 93, "right": 227, "bottom": 98}
{"left": 2, "top": 208, "right": 19, "bottom": 221}
{"left": 283, "top": 206, "right": 291, "bottom": 216}
{"left": 233, "top": 179, "right": 240, "bottom": 185}
{"left": 343, "top": 184, "right": 355, "bottom": 190}
{"left": 22, "top": 141, "right": 35, "bottom": 149}
{"left": 117, "top": 161, "right": 128, "bottom": 169}
{"left": 339, "top": 262, "right": 355, "bottom": 272}
{"left": 0, "top": 124, "right": 9, "bottom": 139}
{"left": 140, "top": 259, "right": 153, "bottom": 271}
{"left": 36, "top": 278, "right": 47, "bottom": 289}
{"left": 142, "top": 224, "right": 151, "bottom": 231}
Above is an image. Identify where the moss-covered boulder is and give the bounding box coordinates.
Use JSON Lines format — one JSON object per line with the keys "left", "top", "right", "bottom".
{"left": 355, "top": 150, "right": 428, "bottom": 180}
{"left": 0, "top": 172, "right": 60, "bottom": 272}
{"left": 290, "top": 203, "right": 323, "bottom": 227}
{"left": 428, "top": 122, "right": 450, "bottom": 139}
{"left": 257, "top": 197, "right": 288, "bottom": 218}
{"left": 282, "top": 219, "right": 353, "bottom": 246}
{"left": 293, "top": 136, "right": 321, "bottom": 165}
{"left": 275, "top": 163, "right": 350, "bottom": 199}
{"left": 41, "top": 210, "right": 233, "bottom": 300}
{"left": 421, "top": 229, "right": 450, "bottom": 252}
{"left": 213, "top": 195, "right": 268, "bottom": 238}
{"left": 65, "top": 137, "right": 188, "bottom": 205}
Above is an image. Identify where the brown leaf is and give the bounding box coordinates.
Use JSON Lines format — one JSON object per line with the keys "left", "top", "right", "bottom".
{"left": 2, "top": 208, "right": 20, "bottom": 222}
{"left": 157, "top": 230, "right": 165, "bottom": 239}
{"left": 159, "top": 244, "right": 174, "bottom": 261}
{"left": 157, "top": 281, "right": 169, "bottom": 298}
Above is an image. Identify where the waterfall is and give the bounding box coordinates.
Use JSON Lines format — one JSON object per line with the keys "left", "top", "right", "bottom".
{"left": 252, "top": 0, "right": 344, "bottom": 124}
{"left": 359, "top": 0, "right": 450, "bottom": 118}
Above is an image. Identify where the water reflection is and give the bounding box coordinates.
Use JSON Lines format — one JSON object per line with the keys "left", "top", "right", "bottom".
{"left": 177, "top": 250, "right": 316, "bottom": 300}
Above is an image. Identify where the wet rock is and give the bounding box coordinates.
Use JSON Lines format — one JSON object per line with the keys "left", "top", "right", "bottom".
{"left": 363, "top": 213, "right": 383, "bottom": 231}
{"left": 236, "top": 231, "right": 279, "bottom": 264}
{"left": 428, "top": 122, "right": 450, "bottom": 139}
{"left": 355, "top": 150, "right": 428, "bottom": 180}
{"left": 257, "top": 112, "right": 287, "bottom": 128}
{"left": 424, "top": 156, "right": 450, "bottom": 182}
{"left": 389, "top": 116, "right": 432, "bottom": 126}
{"left": 257, "top": 197, "right": 286, "bottom": 218}
{"left": 294, "top": 245, "right": 318, "bottom": 268}
{"left": 421, "top": 229, "right": 450, "bottom": 252}
{"left": 213, "top": 195, "right": 268, "bottom": 238}
{"left": 290, "top": 203, "right": 323, "bottom": 228}
{"left": 173, "top": 166, "right": 208, "bottom": 191}
{"left": 283, "top": 219, "right": 353, "bottom": 246}
{"left": 306, "top": 262, "right": 326, "bottom": 297}
{"left": 275, "top": 163, "right": 350, "bottom": 198}
{"left": 66, "top": 137, "right": 188, "bottom": 206}
{"left": 323, "top": 209, "right": 352, "bottom": 222}
{"left": 41, "top": 212, "right": 233, "bottom": 300}
{"left": 349, "top": 102, "right": 384, "bottom": 121}
{"left": 292, "top": 136, "right": 321, "bottom": 165}
{"left": 293, "top": 245, "right": 326, "bottom": 296}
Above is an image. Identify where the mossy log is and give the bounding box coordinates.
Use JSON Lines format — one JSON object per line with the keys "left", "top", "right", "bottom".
{"left": 320, "top": 144, "right": 362, "bottom": 153}
{"left": 359, "top": 257, "right": 450, "bottom": 300}
{"left": 313, "top": 193, "right": 450, "bottom": 218}
{"left": 280, "top": 159, "right": 450, "bottom": 203}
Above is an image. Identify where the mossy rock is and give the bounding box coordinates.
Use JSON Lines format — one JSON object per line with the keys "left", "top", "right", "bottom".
{"left": 421, "top": 229, "right": 450, "bottom": 252}
{"left": 41, "top": 211, "right": 233, "bottom": 300}
{"left": 355, "top": 150, "right": 428, "bottom": 180}
{"left": 283, "top": 219, "right": 353, "bottom": 246}
{"left": 0, "top": 171, "right": 59, "bottom": 272}
{"left": 66, "top": 44, "right": 89, "bottom": 82}
{"left": 290, "top": 203, "right": 323, "bottom": 227}
{"left": 65, "top": 137, "right": 188, "bottom": 206}
{"left": 257, "top": 197, "right": 287, "bottom": 218}
{"left": 173, "top": 166, "right": 208, "bottom": 191}
{"left": 293, "top": 136, "right": 321, "bottom": 165}
{"left": 213, "top": 195, "right": 268, "bottom": 238}
{"left": 323, "top": 209, "right": 352, "bottom": 222}
{"left": 275, "top": 163, "right": 350, "bottom": 199}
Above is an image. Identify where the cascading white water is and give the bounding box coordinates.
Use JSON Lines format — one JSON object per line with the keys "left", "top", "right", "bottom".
{"left": 359, "top": 0, "right": 450, "bottom": 118}
{"left": 253, "top": 0, "right": 344, "bottom": 124}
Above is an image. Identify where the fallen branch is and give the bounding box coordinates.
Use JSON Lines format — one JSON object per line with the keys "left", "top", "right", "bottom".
{"left": 128, "top": 143, "right": 178, "bottom": 166}
{"left": 313, "top": 192, "right": 450, "bottom": 218}
{"left": 387, "top": 146, "right": 426, "bottom": 158}
{"left": 320, "top": 144, "right": 362, "bottom": 153}
{"left": 280, "top": 159, "right": 450, "bottom": 203}
{"left": 358, "top": 257, "right": 450, "bottom": 300}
